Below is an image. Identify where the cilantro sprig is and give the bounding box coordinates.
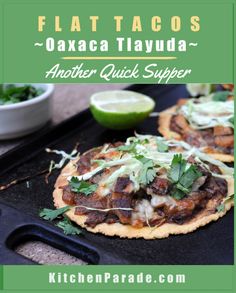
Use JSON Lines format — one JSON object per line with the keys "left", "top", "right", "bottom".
{"left": 136, "top": 155, "right": 156, "bottom": 185}
{"left": 69, "top": 177, "right": 97, "bottom": 196}
{"left": 40, "top": 178, "right": 97, "bottom": 235}
{"left": 168, "top": 154, "right": 202, "bottom": 200}
{"left": 56, "top": 217, "right": 82, "bottom": 235}
{"left": 39, "top": 206, "right": 82, "bottom": 236}
{"left": 168, "top": 154, "right": 187, "bottom": 183}
{"left": 39, "top": 206, "right": 71, "bottom": 221}
{"left": 177, "top": 165, "right": 202, "bottom": 193}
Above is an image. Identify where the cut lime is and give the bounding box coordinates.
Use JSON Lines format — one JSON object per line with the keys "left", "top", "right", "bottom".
{"left": 90, "top": 90, "right": 155, "bottom": 130}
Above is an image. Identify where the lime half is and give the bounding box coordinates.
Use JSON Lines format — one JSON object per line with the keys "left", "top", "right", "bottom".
{"left": 90, "top": 90, "right": 155, "bottom": 130}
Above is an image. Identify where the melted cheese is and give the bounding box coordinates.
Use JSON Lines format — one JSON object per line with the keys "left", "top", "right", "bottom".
{"left": 132, "top": 200, "right": 154, "bottom": 223}
{"left": 151, "top": 195, "right": 176, "bottom": 207}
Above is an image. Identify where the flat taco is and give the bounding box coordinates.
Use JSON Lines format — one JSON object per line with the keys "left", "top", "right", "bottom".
{"left": 158, "top": 91, "right": 234, "bottom": 162}
{"left": 53, "top": 134, "right": 234, "bottom": 239}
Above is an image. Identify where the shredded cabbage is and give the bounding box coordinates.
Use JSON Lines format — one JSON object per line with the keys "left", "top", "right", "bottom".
{"left": 179, "top": 96, "right": 234, "bottom": 129}
{"left": 68, "top": 133, "right": 234, "bottom": 192}
{"left": 46, "top": 148, "right": 79, "bottom": 170}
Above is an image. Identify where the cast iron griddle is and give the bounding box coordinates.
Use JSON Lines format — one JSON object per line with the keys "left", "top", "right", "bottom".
{"left": 0, "top": 84, "right": 234, "bottom": 265}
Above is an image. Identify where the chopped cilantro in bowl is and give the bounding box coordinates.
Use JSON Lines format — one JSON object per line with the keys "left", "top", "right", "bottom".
{"left": 0, "top": 83, "right": 54, "bottom": 139}
{"left": 0, "top": 84, "right": 44, "bottom": 106}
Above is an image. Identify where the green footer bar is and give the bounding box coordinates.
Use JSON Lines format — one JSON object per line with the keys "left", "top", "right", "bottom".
{"left": 2, "top": 265, "right": 234, "bottom": 291}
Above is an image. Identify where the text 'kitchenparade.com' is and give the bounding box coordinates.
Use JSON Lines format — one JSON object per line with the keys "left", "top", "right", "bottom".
{"left": 48, "top": 271, "right": 186, "bottom": 285}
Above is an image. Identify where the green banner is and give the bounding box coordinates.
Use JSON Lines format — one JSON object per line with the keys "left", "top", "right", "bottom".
{"left": 0, "top": 0, "right": 234, "bottom": 83}
{"left": 0, "top": 1, "right": 235, "bottom": 293}
{"left": 0, "top": 291, "right": 234, "bottom": 293}
{"left": 0, "top": 266, "right": 2, "bottom": 290}
{"left": 2, "top": 265, "right": 235, "bottom": 291}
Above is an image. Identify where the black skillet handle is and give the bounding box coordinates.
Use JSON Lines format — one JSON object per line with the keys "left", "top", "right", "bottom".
{"left": 0, "top": 203, "right": 126, "bottom": 265}
{"left": 0, "top": 204, "right": 35, "bottom": 264}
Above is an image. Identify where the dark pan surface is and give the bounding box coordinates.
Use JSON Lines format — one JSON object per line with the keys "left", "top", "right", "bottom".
{"left": 0, "top": 84, "right": 233, "bottom": 264}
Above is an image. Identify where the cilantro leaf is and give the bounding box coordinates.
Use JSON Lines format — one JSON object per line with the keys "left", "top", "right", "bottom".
{"left": 117, "top": 144, "right": 136, "bottom": 152}
{"left": 39, "top": 206, "right": 71, "bottom": 221}
{"left": 177, "top": 165, "right": 202, "bottom": 191}
{"left": 212, "top": 91, "right": 231, "bottom": 102}
{"left": 56, "top": 217, "right": 82, "bottom": 236}
{"left": 145, "top": 168, "right": 156, "bottom": 184}
{"left": 0, "top": 84, "right": 44, "bottom": 105}
{"left": 117, "top": 140, "right": 140, "bottom": 154}
{"left": 117, "top": 139, "right": 148, "bottom": 154}
{"left": 157, "top": 139, "right": 169, "bottom": 152}
{"left": 168, "top": 154, "right": 187, "bottom": 183}
{"left": 39, "top": 206, "right": 82, "bottom": 236}
{"left": 136, "top": 155, "right": 156, "bottom": 185}
{"left": 175, "top": 183, "right": 190, "bottom": 194}
{"left": 171, "top": 188, "right": 186, "bottom": 200}
{"left": 69, "top": 177, "right": 97, "bottom": 196}
{"left": 168, "top": 155, "right": 202, "bottom": 200}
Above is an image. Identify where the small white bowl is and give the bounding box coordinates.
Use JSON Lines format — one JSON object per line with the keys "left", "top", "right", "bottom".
{"left": 0, "top": 84, "right": 54, "bottom": 140}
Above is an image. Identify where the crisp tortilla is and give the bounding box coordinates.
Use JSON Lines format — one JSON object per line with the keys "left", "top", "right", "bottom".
{"left": 158, "top": 105, "right": 234, "bottom": 162}
{"left": 53, "top": 158, "right": 234, "bottom": 239}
